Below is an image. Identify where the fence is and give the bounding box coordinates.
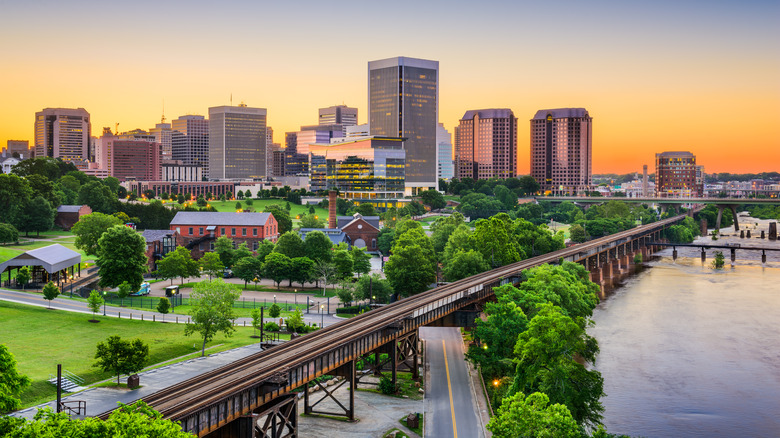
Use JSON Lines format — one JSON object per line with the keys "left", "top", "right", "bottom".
{"left": 100, "top": 295, "right": 333, "bottom": 313}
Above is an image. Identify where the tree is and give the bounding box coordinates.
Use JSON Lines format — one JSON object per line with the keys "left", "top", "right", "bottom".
{"left": 185, "top": 279, "right": 241, "bottom": 356}
{"left": 15, "top": 266, "right": 30, "bottom": 290}
{"left": 508, "top": 263, "right": 599, "bottom": 321}
{"left": 314, "top": 260, "right": 337, "bottom": 296}
{"left": 72, "top": 212, "right": 124, "bottom": 256}
{"left": 214, "top": 236, "right": 235, "bottom": 268}
{"left": 355, "top": 202, "right": 376, "bottom": 216}
{"left": 285, "top": 308, "right": 306, "bottom": 332}
{"left": 377, "top": 227, "right": 396, "bottom": 255}
{"left": 264, "top": 205, "right": 293, "bottom": 235}
{"left": 87, "top": 290, "right": 103, "bottom": 321}
{"left": 0, "top": 174, "right": 33, "bottom": 230}
{"left": 337, "top": 281, "right": 355, "bottom": 306}
{"left": 78, "top": 180, "right": 118, "bottom": 214}
{"left": 19, "top": 195, "right": 55, "bottom": 236}
{"left": 569, "top": 224, "right": 588, "bottom": 243}
{"left": 517, "top": 175, "right": 541, "bottom": 195}
{"left": 0, "top": 223, "right": 19, "bottom": 245}
{"left": 156, "top": 297, "right": 170, "bottom": 322}
{"left": 486, "top": 392, "right": 581, "bottom": 438}
{"left": 94, "top": 335, "right": 150, "bottom": 385}
{"left": 443, "top": 250, "right": 490, "bottom": 282}
{"left": 304, "top": 230, "right": 333, "bottom": 263}
{"left": 235, "top": 201, "right": 242, "bottom": 210}
{"left": 156, "top": 246, "right": 199, "bottom": 285}
{"left": 467, "top": 294, "right": 529, "bottom": 379}
{"left": 472, "top": 213, "right": 523, "bottom": 268}
{"left": 494, "top": 185, "right": 518, "bottom": 210}
{"left": 177, "top": 193, "right": 185, "bottom": 204}
{"left": 420, "top": 189, "right": 446, "bottom": 210}
{"left": 274, "top": 231, "right": 305, "bottom": 259}
{"left": 0, "top": 344, "right": 31, "bottom": 413}
{"left": 96, "top": 225, "right": 148, "bottom": 293}
{"left": 199, "top": 252, "right": 224, "bottom": 280}
{"left": 232, "top": 256, "right": 263, "bottom": 289}
{"left": 384, "top": 244, "right": 436, "bottom": 298}
{"left": 298, "top": 213, "right": 325, "bottom": 229}
{"left": 251, "top": 308, "right": 262, "bottom": 337}
{"left": 116, "top": 281, "right": 131, "bottom": 307}
{"left": 712, "top": 251, "right": 725, "bottom": 269}
{"left": 268, "top": 302, "right": 281, "bottom": 319}
{"left": 332, "top": 249, "right": 354, "bottom": 279}
{"left": 26, "top": 174, "right": 60, "bottom": 207}
{"left": 354, "top": 273, "right": 393, "bottom": 303}
{"left": 289, "top": 257, "right": 315, "bottom": 288}
{"left": 350, "top": 247, "right": 372, "bottom": 277}
{"left": 511, "top": 303, "right": 604, "bottom": 427}
{"left": 263, "top": 252, "right": 292, "bottom": 290}
{"left": 1, "top": 400, "right": 193, "bottom": 436}
{"left": 233, "top": 242, "right": 252, "bottom": 263}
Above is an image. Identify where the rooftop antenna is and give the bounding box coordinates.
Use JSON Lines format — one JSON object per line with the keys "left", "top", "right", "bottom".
{"left": 161, "top": 99, "right": 166, "bottom": 124}
{"left": 230, "top": 93, "right": 233, "bottom": 106}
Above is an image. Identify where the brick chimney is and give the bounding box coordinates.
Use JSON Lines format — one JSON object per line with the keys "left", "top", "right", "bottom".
{"left": 328, "top": 191, "right": 337, "bottom": 229}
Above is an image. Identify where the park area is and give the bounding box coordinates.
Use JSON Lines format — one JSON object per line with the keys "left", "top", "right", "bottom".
{"left": 0, "top": 299, "right": 270, "bottom": 409}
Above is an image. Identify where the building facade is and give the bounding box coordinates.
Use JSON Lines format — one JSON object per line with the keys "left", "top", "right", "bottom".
{"left": 111, "top": 139, "right": 162, "bottom": 181}
{"left": 162, "top": 163, "right": 203, "bottom": 182}
{"left": 5, "top": 140, "right": 30, "bottom": 159}
{"left": 319, "top": 105, "right": 358, "bottom": 134}
{"left": 125, "top": 180, "right": 235, "bottom": 199}
{"left": 368, "top": 56, "right": 438, "bottom": 195}
{"left": 169, "top": 211, "right": 279, "bottom": 258}
{"left": 455, "top": 109, "right": 517, "bottom": 180}
{"left": 309, "top": 136, "right": 405, "bottom": 201}
{"left": 437, "top": 123, "right": 454, "bottom": 180}
{"left": 172, "top": 115, "right": 210, "bottom": 177}
{"left": 530, "top": 108, "right": 592, "bottom": 195}
{"left": 655, "top": 151, "right": 703, "bottom": 197}
{"left": 34, "top": 108, "right": 91, "bottom": 166}
{"left": 208, "top": 105, "right": 267, "bottom": 180}
{"left": 149, "top": 121, "right": 173, "bottom": 162}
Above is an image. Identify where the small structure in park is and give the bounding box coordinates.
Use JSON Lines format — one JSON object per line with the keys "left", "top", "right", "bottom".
{"left": 0, "top": 244, "right": 82, "bottom": 289}
{"left": 55, "top": 205, "right": 92, "bottom": 231}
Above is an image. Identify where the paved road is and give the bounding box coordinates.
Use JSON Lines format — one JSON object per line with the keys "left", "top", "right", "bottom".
{"left": 421, "top": 327, "right": 483, "bottom": 438}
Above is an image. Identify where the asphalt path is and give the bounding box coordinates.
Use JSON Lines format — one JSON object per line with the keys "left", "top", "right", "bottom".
{"left": 421, "top": 327, "right": 483, "bottom": 438}
{"left": 0, "top": 288, "right": 344, "bottom": 326}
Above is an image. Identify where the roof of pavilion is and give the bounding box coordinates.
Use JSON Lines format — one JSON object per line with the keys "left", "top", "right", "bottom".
{"left": 0, "top": 244, "right": 81, "bottom": 274}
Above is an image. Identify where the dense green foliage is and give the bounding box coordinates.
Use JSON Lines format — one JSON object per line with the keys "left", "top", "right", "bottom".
{"left": 93, "top": 336, "right": 150, "bottom": 385}
{"left": 96, "top": 225, "right": 148, "bottom": 292}
{"left": 0, "top": 344, "right": 30, "bottom": 413}
{"left": 185, "top": 280, "right": 240, "bottom": 356}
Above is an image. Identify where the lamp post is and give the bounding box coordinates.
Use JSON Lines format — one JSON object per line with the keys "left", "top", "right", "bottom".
{"left": 320, "top": 305, "right": 324, "bottom": 328}
{"left": 274, "top": 294, "right": 276, "bottom": 304}
{"left": 102, "top": 291, "right": 107, "bottom": 316}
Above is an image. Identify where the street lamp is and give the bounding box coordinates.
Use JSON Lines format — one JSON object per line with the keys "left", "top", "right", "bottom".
{"left": 274, "top": 294, "right": 276, "bottom": 304}
{"left": 102, "top": 291, "right": 107, "bottom": 316}
{"left": 320, "top": 305, "right": 324, "bottom": 328}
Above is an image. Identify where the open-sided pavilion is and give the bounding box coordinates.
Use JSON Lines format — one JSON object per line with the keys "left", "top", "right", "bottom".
{"left": 0, "top": 244, "right": 82, "bottom": 289}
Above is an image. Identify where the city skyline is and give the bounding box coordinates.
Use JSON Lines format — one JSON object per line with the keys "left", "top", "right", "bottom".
{"left": 1, "top": 0, "right": 778, "bottom": 174}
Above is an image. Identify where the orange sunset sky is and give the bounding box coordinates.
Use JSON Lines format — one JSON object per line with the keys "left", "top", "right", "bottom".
{"left": 1, "top": 0, "right": 778, "bottom": 175}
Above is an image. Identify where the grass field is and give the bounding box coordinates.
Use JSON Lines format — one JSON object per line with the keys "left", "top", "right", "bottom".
{"left": 0, "top": 300, "right": 270, "bottom": 408}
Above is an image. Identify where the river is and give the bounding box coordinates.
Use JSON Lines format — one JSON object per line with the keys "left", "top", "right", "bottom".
{"left": 591, "top": 221, "right": 780, "bottom": 437}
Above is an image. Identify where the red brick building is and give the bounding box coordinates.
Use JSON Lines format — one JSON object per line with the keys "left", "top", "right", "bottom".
{"left": 55, "top": 205, "right": 92, "bottom": 231}
{"left": 112, "top": 140, "right": 162, "bottom": 182}
{"left": 142, "top": 229, "right": 180, "bottom": 272}
{"left": 169, "top": 212, "right": 279, "bottom": 259}
{"left": 337, "top": 214, "right": 380, "bottom": 251}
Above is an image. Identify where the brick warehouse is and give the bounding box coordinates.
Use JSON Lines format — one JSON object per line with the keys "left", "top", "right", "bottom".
{"left": 169, "top": 211, "right": 279, "bottom": 259}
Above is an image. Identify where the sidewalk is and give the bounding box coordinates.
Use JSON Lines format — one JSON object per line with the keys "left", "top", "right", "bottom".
{"left": 11, "top": 342, "right": 266, "bottom": 419}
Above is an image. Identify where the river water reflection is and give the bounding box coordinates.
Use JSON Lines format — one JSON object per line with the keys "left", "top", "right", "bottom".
{"left": 591, "top": 249, "right": 780, "bottom": 437}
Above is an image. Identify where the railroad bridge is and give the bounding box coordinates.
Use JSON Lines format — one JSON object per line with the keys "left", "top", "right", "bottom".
{"left": 96, "top": 213, "right": 692, "bottom": 438}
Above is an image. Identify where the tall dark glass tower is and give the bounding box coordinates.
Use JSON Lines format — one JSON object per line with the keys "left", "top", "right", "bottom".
{"left": 368, "top": 57, "right": 438, "bottom": 195}
{"left": 208, "top": 105, "right": 267, "bottom": 180}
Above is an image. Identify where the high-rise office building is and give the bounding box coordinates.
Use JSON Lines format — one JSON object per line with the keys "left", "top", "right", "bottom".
{"left": 454, "top": 109, "right": 517, "bottom": 180}
{"left": 266, "top": 127, "right": 281, "bottom": 178}
{"left": 530, "top": 108, "right": 592, "bottom": 195}
{"left": 655, "top": 151, "right": 702, "bottom": 198}
{"left": 368, "top": 56, "right": 438, "bottom": 195}
{"left": 34, "top": 108, "right": 91, "bottom": 165}
{"left": 319, "top": 105, "right": 358, "bottom": 132}
{"left": 208, "top": 105, "right": 267, "bottom": 180}
{"left": 437, "top": 123, "right": 454, "bottom": 180}
{"left": 150, "top": 120, "right": 173, "bottom": 162}
{"left": 5, "top": 140, "right": 30, "bottom": 159}
{"left": 172, "top": 115, "right": 209, "bottom": 177}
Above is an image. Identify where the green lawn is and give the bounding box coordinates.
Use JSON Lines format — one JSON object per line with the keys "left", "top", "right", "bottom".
{"left": 0, "top": 300, "right": 269, "bottom": 408}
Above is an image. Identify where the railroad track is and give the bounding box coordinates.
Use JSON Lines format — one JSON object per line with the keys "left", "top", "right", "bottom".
{"left": 97, "top": 213, "right": 688, "bottom": 425}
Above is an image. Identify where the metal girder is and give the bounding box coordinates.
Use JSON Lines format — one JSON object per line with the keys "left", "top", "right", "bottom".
{"left": 302, "top": 360, "right": 355, "bottom": 421}
{"left": 254, "top": 394, "right": 298, "bottom": 438}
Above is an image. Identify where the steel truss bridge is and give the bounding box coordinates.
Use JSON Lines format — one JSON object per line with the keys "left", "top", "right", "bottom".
{"left": 96, "top": 213, "right": 693, "bottom": 438}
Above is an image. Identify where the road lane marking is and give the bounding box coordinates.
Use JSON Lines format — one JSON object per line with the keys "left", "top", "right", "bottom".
{"left": 443, "top": 339, "right": 458, "bottom": 438}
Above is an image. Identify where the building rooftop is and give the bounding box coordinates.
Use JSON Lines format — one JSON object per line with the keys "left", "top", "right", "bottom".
{"left": 0, "top": 244, "right": 81, "bottom": 274}
{"left": 656, "top": 151, "right": 695, "bottom": 158}
{"left": 299, "top": 228, "right": 349, "bottom": 246}
{"left": 337, "top": 214, "right": 380, "bottom": 230}
{"left": 142, "top": 229, "right": 175, "bottom": 243}
{"left": 532, "top": 108, "right": 589, "bottom": 120}
{"left": 170, "top": 212, "right": 274, "bottom": 227}
{"left": 56, "top": 205, "right": 85, "bottom": 213}
{"left": 461, "top": 109, "right": 514, "bottom": 120}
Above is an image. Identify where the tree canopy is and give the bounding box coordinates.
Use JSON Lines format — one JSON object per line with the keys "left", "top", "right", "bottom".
{"left": 185, "top": 280, "right": 240, "bottom": 356}
{"left": 72, "top": 212, "right": 124, "bottom": 256}
{"left": 96, "top": 225, "right": 148, "bottom": 292}
{"left": 94, "top": 336, "right": 150, "bottom": 385}
{"left": 0, "top": 344, "right": 31, "bottom": 413}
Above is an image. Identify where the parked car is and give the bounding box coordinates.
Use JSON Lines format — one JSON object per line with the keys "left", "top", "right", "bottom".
{"left": 223, "top": 268, "right": 233, "bottom": 278}
{"left": 130, "top": 282, "right": 150, "bottom": 296}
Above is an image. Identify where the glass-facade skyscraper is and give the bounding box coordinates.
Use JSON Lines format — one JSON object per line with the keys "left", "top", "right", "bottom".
{"left": 208, "top": 105, "right": 267, "bottom": 180}
{"left": 34, "top": 108, "right": 91, "bottom": 166}
{"left": 368, "top": 56, "right": 438, "bottom": 195}
{"left": 172, "top": 115, "right": 209, "bottom": 177}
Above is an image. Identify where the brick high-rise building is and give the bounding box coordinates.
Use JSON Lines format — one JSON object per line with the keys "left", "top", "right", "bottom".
{"left": 454, "top": 109, "right": 517, "bottom": 180}
{"left": 34, "top": 108, "right": 91, "bottom": 166}
{"left": 655, "top": 151, "right": 702, "bottom": 198}
{"left": 530, "top": 108, "right": 592, "bottom": 195}
{"left": 369, "top": 56, "right": 438, "bottom": 195}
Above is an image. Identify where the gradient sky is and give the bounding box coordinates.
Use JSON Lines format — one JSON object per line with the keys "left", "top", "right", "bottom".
{"left": 1, "top": 0, "right": 778, "bottom": 174}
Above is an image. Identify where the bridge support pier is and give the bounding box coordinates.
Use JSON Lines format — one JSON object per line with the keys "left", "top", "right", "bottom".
{"left": 253, "top": 393, "right": 298, "bottom": 438}
{"left": 731, "top": 248, "right": 736, "bottom": 265}
{"left": 701, "top": 249, "right": 706, "bottom": 263}
{"left": 355, "top": 330, "right": 421, "bottom": 390}
{"left": 715, "top": 205, "right": 740, "bottom": 232}
{"left": 590, "top": 268, "right": 602, "bottom": 284}
{"left": 303, "top": 360, "right": 355, "bottom": 422}
{"left": 601, "top": 262, "right": 613, "bottom": 281}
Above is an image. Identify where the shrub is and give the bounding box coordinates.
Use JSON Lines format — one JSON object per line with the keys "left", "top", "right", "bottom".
{"left": 336, "top": 305, "right": 370, "bottom": 315}
{"left": 263, "top": 322, "right": 280, "bottom": 332}
{"left": 379, "top": 376, "right": 398, "bottom": 395}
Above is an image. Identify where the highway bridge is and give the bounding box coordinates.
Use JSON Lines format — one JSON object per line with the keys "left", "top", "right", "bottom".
{"left": 537, "top": 196, "right": 780, "bottom": 231}
{"left": 96, "top": 213, "right": 694, "bottom": 438}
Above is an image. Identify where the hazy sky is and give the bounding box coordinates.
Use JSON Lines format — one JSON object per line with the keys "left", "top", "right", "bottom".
{"left": 1, "top": 0, "right": 778, "bottom": 174}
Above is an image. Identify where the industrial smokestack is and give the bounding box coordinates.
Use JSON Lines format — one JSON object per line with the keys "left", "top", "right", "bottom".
{"left": 328, "top": 191, "right": 337, "bottom": 228}
{"left": 643, "top": 165, "right": 649, "bottom": 197}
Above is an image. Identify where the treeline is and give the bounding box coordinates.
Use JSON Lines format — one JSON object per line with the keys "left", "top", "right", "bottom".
{"left": 468, "top": 262, "right": 629, "bottom": 437}
{"left": 704, "top": 172, "right": 780, "bottom": 183}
